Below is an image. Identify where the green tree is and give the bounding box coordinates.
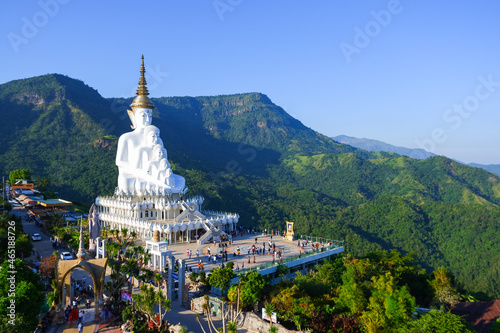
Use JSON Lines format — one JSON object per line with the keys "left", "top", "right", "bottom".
{"left": 229, "top": 271, "right": 268, "bottom": 309}
{"left": 490, "top": 317, "right": 500, "bottom": 333}
{"left": 337, "top": 262, "right": 367, "bottom": 315}
{"left": 359, "top": 272, "right": 416, "bottom": 333}
{"left": 227, "top": 320, "right": 238, "bottom": 333}
{"left": 14, "top": 234, "right": 32, "bottom": 259}
{"left": 35, "top": 177, "right": 50, "bottom": 191}
{"left": 9, "top": 169, "right": 31, "bottom": 185}
{"left": 402, "top": 310, "right": 474, "bottom": 333}
{"left": 430, "top": 267, "right": 461, "bottom": 310}
{"left": 208, "top": 267, "right": 234, "bottom": 294}
{"left": 275, "top": 263, "right": 289, "bottom": 281}
{"left": 264, "top": 302, "right": 276, "bottom": 330}
{"left": 0, "top": 259, "right": 45, "bottom": 333}
{"left": 0, "top": 213, "right": 28, "bottom": 260}
{"left": 132, "top": 284, "right": 171, "bottom": 330}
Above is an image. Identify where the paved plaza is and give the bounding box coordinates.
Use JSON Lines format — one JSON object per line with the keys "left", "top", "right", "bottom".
{"left": 140, "top": 231, "right": 312, "bottom": 274}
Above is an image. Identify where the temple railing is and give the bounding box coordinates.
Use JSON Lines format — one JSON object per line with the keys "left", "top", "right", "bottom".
{"left": 235, "top": 240, "right": 344, "bottom": 276}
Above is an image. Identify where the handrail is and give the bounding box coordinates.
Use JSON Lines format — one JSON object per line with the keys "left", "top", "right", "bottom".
{"left": 235, "top": 241, "right": 344, "bottom": 276}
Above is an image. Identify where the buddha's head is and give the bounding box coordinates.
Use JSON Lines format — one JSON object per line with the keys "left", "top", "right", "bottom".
{"left": 160, "top": 158, "right": 169, "bottom": 170}
{"left": 129, "top": 107, "right": 152, "bottom": 129}
{"left": 153, "top": 144, "right": 165, "bottom": 161}
{"left": 144, "top": 125, "right": 160, "bottom": 146}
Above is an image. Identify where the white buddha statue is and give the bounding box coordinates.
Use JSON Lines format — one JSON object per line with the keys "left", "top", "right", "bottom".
{"left": 116, "top": 107, "right": 152, "bottom": 193}
{"left": 156, "top": 157, "right": 175, "bottom": 189}
{"left": 115, "top": 56, "right": 185, "bottom": 195}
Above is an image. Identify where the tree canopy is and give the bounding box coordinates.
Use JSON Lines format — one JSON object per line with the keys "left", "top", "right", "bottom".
{"left": 0, "top": 259, "right": 45, "bottom": 333}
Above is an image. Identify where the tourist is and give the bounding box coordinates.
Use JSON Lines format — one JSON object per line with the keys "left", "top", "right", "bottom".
{"left": 189, "top": 250, "right": 192, "bottom": 259}
{"left": 86, "top": 298, "right": 91, "bottom": 309}
{"left": 65, "top": 306, "right": 71, "bottom": 322}
{"left": 196, "top": 250, "right": 199, "bottom": 257}
{"left": 78, "top": 310, "right": 84, "bottom": 323}
{"left": 78, "top": 322, "right": 83, "bottom": 333}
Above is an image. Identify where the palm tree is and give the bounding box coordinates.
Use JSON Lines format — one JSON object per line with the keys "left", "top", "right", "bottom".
{"left": 264, "top": 303, "right": 276, "bottom": 331}
{"left": 46, "top": 279, "right": 59, "bottom": 308}
{"left": 227, "top": 321, "right": 238, "bottom": 333}
{"left": 154, "top": 273, "right": 163, "bottom": 288}
{"left": 132, "top": 284, "right": 171, "bottom": 330}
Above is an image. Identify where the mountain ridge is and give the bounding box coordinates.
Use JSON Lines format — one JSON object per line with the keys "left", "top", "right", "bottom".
{"left": 1, "top": 74, "right": 500, "bottom": 298}
{"left": 332, "top": 134, "right": 500, "bottom": 176}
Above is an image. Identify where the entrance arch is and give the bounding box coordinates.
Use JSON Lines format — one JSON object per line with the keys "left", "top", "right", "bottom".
{"left": 55, "top": 258, "right": 108, "bottom": 322}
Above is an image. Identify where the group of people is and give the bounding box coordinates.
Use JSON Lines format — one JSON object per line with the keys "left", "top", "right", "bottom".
{"left": 50, "top": 236, "right": 63, "bottom": 249}
{"left": 197, "top": 259, "right": 205, "bottom": 271}
{"left": 64, "top": 305, "right": 85, "bottom": 325}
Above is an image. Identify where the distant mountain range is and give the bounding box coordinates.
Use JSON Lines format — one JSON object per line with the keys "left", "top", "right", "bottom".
{"left": 1, "top": 74, "right": 500, "bottom": 299}
{"left": 332, "top": 135, "right": 500, "bottom": 176}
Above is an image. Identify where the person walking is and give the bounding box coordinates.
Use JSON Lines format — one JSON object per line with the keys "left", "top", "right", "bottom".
{"left": 78, "top": 322, "right": 83, "bottom": 333}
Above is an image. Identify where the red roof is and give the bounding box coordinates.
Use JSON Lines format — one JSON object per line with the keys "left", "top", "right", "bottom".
{"left": 451, "top": 300, "right": 500, "bottom": 333}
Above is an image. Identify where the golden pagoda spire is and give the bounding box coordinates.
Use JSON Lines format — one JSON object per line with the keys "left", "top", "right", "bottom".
{"left": 136, "top": 55, "right": 149, "bottom": 97}
{"left": 130, "top": 55, "right": 155, "bottom": 110}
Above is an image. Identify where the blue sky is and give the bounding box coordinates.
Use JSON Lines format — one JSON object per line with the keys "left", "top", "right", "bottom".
{"left": 1, "top": 1, "right": 499, "bottom": 164}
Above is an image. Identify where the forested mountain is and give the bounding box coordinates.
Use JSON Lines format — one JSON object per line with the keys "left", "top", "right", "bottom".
{"left": 1, "top": 74, "right": 499, "bottom": 299}
{"left": 333, "top": 134, "right": 500, "bottom": 176}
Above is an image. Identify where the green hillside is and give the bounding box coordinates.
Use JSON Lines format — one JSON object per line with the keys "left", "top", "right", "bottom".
{"left": 0, "top": 74, "right": 499, "bottom": 298}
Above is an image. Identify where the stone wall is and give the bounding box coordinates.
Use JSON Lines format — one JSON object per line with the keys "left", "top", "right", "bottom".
{"left": 241, "top": 312, "right": 306, "bottom": 333}
{"left": 191, "top": 296, "right": 306, "bottom": 333}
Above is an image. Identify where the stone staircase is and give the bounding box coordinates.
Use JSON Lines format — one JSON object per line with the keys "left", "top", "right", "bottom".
{"left": 197, "top": 220, "right": 227, "bottom": 245}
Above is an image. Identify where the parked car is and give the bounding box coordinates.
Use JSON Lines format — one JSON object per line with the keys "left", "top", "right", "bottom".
{"left": 60, "top": 252, "right": 73, "bottom": 260}
{"left": 31, "top": 233, "right": 42, "bottom": 241}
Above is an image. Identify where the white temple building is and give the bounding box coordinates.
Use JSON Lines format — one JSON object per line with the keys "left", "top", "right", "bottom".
{"left": 96, "top": 56, "right": 238, "bottom": 245}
